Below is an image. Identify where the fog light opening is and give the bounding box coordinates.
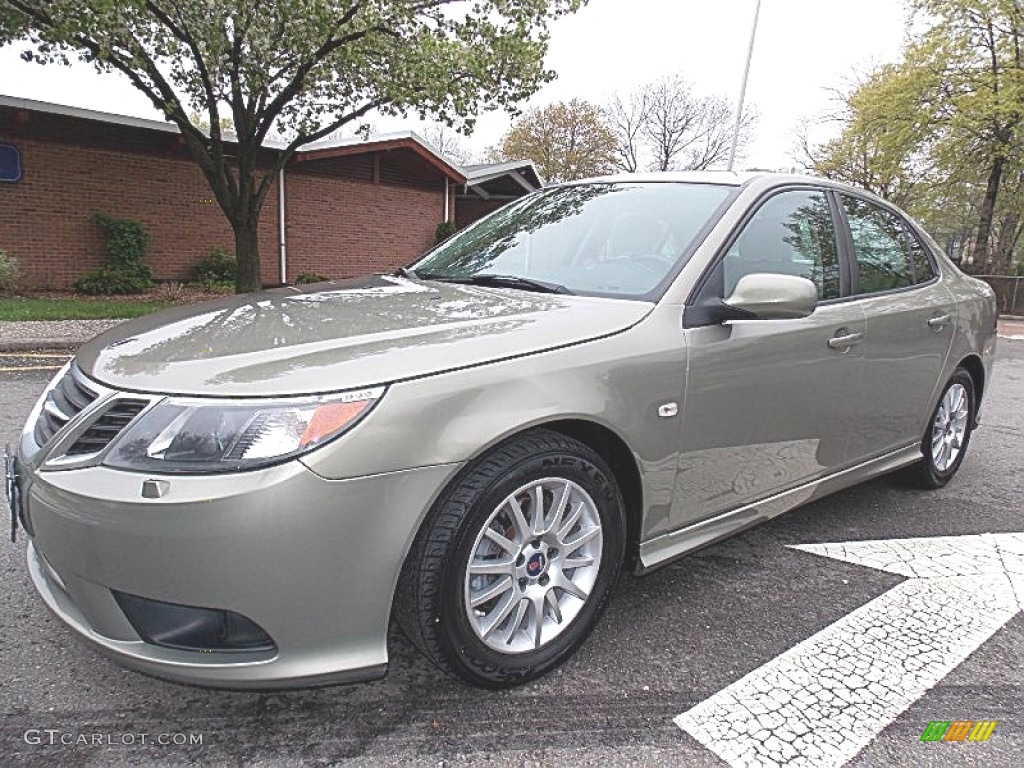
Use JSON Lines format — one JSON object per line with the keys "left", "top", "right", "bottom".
{"left": 112, "top": 591, "right": 275, "bottom": 653}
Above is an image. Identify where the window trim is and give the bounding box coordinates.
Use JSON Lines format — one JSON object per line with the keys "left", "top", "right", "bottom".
{"left": 833, "top": 190, "right": 941, "bottom": 300}
{"left": 683, "top": 183, "right": 848, "bottom": 328}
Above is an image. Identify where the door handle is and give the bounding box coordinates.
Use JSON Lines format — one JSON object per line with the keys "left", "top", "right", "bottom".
{"left": 827, "top": 331, "right": 864, "bottom": 349}
{"left": 927, "top": 313, "right": 952, "bottom": 328}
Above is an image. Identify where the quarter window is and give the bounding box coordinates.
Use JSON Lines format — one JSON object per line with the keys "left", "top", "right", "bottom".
{"left": 723, "top": 190, "right": 840, "bottom": 300}
{"left": 841, "top": 196, "right": 934, "bottom": 293}
{"left": 907, "top": 228, "right": 936, "bottom": 283}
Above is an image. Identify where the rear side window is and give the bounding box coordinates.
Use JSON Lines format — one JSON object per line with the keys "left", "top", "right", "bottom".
{"left": 723, "top": 190, "right": 841, "bottom": 300}
{"left": 841, "top": 196, "right": 934, "bottom": 294}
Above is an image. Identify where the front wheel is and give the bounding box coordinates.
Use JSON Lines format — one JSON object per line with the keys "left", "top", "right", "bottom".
{"left": 395, "top": 429, "right": 625, "bottom": 688}
{"left": 904, "top": 368, "right": 975, "bottom": 489}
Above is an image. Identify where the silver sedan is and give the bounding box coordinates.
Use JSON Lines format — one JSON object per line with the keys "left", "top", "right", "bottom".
{"left": 8, "top": 172, "right": 997, "bottom": 689}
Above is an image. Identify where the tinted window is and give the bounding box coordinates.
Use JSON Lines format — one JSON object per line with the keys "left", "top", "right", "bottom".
{"left": 842, "top": 196, "right": 932, "bottom": 293}
{"left": 412, "top": 182, "right": 734, "bottom": 298}
{"left": 723, "top": 190, "right": 840, "bottom": 300}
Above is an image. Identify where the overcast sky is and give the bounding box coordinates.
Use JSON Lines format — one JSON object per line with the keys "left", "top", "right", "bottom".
{"left": 0, "top": 0, "right": 910, "bottom": 170}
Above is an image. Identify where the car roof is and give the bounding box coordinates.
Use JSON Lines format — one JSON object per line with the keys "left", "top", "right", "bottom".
{"left": 566, "top": 170, "right": 761, "bottom": 186}
{"left": 558, "top": 170, "right": 888, "bottom": 199}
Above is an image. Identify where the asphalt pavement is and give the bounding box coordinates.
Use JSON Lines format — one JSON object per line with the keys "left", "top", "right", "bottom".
{"left": 1, "top": 342, "right": 1022, "bottom": 767}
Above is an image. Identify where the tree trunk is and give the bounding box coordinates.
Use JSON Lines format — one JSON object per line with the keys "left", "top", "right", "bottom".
{"left": 970, "top": 157, "right": 1004, "bottom": 267}
{"left": 234, "top": 217, "right": 262, "bottom": 293}
{"left": 995, "top": 212, "right": 1021, "bottom": 272}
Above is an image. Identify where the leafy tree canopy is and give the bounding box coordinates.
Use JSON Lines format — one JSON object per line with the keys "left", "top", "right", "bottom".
{"left": 806, "top": 0, "right": 1024, "bottom": 271}
{"left": 497, "top": 98, "right": 616, "bottom": 183}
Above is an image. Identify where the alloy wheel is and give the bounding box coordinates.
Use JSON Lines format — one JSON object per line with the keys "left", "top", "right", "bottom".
{"left": 931, "top": 382, "right": 969, "bottom": 473}
{"left": 464, "top": 477, "right": 603, "bottom": 654}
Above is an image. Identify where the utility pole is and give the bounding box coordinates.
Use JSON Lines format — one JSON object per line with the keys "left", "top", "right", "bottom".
{"left": 727, "top": 0, "right": 762, "bottom": 171}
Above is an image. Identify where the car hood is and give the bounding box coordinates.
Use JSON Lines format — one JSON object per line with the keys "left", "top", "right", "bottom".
{"left": 76, "top": 276, "right": 653, "bottom": 396}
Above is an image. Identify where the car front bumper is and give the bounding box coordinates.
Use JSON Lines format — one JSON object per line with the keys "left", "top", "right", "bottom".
{"left": 21, "top": 458, "right": 459, "bottom": 689}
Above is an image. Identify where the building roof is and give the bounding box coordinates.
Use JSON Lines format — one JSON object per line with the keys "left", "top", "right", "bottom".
{"left": 0, "top": 94, "right": 553, "bottom": 192}
{"left": 0, "top": 94, "right": 190, "bottom": 137}
{"left": 299, "top": 131, "right": 465, "bottom": 183}
{"left": 464, "top": 159, "right": 543, "bottom": 187}
{"left": 458, "top": 160, "right": 543, "bottom": 199}
{"left": 0, "top": 95, "right": 468, "bottom": 181}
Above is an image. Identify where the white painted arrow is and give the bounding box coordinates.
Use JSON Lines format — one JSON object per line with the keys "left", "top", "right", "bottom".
{"left": 675, "top": 533, "right": 1024, "bottom": 767}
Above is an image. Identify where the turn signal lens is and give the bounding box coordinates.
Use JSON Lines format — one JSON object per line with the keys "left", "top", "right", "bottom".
{"left": 300, "top": 401, "right": 372, "bottom": 447}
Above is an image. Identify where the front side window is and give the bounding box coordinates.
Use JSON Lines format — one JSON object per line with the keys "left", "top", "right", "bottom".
{"left": 723, "top": 190, "right": 841, "bottom": 300}
{"left": 841, "top": 196, "right": 932, "bottom": 293}
{"left": 411, "top": 182, "right": 734, "bottom": 298}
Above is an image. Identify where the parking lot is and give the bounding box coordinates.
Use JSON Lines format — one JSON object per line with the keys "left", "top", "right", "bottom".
{"left": 2, "top": 340, "right": 1022, "bottom": 767}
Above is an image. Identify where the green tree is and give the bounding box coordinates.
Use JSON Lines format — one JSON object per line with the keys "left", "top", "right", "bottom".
{"left": 2, "top": 0, "right": 583, "bottom": 291}
{"left": 806, "top": 64, "right": 938, "bottom": 209}
{"left": 189, "top": 111, "right": 235, "bottom": 136}
{"left": 806, "top": 1, "right": 1024, "bottom": 270}
{"left": 497, "top": 99, "right": 616, "bottom": 183}
{"left": 909, "top": 0, "right": 1024, "bottom": 265}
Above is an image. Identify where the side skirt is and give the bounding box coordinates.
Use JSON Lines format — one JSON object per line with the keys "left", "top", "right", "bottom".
{"left": 637, "top": 444, "right": 922, "bottom": 574}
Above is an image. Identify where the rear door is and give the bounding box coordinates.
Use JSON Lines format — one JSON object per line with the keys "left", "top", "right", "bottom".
{"left": 674, "top": 188, "right": 865, "bottom": 527}
{"left": 836, "top": 193, "right": 955, "bottom": 460}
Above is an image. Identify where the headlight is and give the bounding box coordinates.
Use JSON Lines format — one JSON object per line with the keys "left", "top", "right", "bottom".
{"left": 22, "top": 360, "right": 72, "bottom": 438}
{"left": 102, "top": 387, "right": 384, "bottom": 474}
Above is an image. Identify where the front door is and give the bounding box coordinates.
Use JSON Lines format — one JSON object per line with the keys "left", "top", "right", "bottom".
{"left": 674, "top": 188, "right": 865, "bottom": 527}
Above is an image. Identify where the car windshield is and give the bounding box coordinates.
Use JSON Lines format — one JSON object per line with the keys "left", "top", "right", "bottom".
{"left": 410, "top": 182, "right": 735, "bottom": 298}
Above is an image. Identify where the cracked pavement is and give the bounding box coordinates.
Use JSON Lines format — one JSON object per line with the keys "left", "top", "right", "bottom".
{"left": 1, "top": 341, "right": 1022, "bottom": 767}
{"left": 676, "top": 533, "right": 1024, "bottom": 767}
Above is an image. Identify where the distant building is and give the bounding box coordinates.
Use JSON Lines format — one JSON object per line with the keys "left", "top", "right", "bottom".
{"left": 456, "top": 161, "right": 543, "bottom": 229}
{"left": 0, "top": 95, "right": 541, "bottom": 289}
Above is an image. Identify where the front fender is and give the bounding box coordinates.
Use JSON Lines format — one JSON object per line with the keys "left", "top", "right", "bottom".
{"left": 299, "top": 307, "right": 689, "bottom": 537}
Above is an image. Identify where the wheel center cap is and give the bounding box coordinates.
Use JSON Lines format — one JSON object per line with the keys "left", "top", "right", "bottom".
{"left": 526, "top": 552, "right": 547, "bottom": 577}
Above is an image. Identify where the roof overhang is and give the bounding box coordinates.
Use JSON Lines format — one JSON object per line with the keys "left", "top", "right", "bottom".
{"left": 296, "top": 136, "right": 466, "bottom": 183}
{"left": 456, "top": 160, "right": 543, "bottom": 201}
{"left": 466, "top": 160, "right": 542, "bottom": 186}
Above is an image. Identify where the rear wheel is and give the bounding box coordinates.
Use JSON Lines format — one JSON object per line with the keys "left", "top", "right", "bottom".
{"left": 904, "top": 368, "right": 975, "bottom": 489}
{"left": 395, "top": 429, "right": 625, "bottom": 688}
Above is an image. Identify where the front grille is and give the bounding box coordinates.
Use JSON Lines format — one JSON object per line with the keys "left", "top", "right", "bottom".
{"left": 33, "top": 366, "right": 98, "bottom": 447}
{"left": 65, "top": 399, "right": 149, "bottom": 456}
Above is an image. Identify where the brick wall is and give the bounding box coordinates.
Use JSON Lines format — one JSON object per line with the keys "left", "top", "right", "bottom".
{"left": 285, "top": 168, "right": 447, "bottom": 280}
{"left": 0, "top": 133, "right": 280, "bottom": 289}
{"left": 455, "top": 197, "right": 509, "bottom": 229}
{"left": 0, "top": 121, "right": 455, "bottom": 289}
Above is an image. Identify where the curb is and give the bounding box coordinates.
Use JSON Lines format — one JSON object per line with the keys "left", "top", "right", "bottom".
{"left": 0, "top": 339, "right": 81, "bottom": 353}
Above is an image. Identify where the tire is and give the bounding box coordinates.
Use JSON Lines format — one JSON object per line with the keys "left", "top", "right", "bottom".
{"left": 395, "top": 428, "right": 626, "bottom": 688}
{"left": 904, "top": 368, "right": 975, "bottom": 489}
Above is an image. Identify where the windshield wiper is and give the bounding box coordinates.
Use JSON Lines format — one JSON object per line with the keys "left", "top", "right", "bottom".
{"left": 416, "top": 273, "right": 572, "bottom": 295}
{"left": 471, "top": 274, "right": 573, "bottom": 294}
{"left": 394, "top": 266, "right": 418, "bottom": 278}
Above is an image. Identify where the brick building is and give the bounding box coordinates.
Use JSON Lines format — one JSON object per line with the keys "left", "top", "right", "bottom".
{"left": 0, "top": 96, "right": 540, "bottom": 289}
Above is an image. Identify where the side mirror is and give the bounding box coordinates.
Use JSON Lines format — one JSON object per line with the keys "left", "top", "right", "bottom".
{"left": 722, "top": 273, "right": 818, "bottom": 320}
